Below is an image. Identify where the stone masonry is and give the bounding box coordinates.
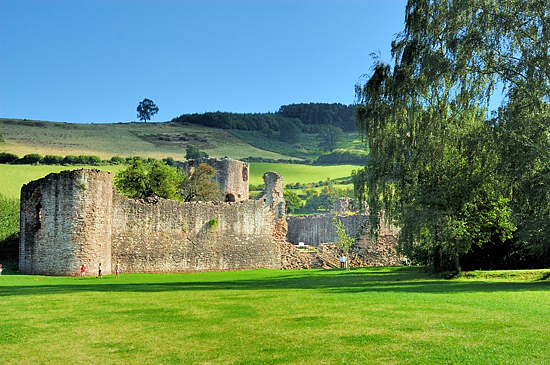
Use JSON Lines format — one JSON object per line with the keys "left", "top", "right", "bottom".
{"left": 178, "top": 158, "right": 249, "bottom": 202}
{"left": 286, "top": 213, "right": 367, "bottom": 247}
{"left": 19, "top": 166, "right": 285, "bottom": 276}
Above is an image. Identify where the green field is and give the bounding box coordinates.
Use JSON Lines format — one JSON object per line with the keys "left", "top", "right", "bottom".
{"left": 0, "top": 164, "right": 126, "bottom": 198}
{"left": 0, "top": 163, "right": 361, "bottom": 199}
{"left": 1, "top": 267, "right": 549, "bottom": 364}
{"left": 248, "top": 163, "right": 360, "bottom": 186}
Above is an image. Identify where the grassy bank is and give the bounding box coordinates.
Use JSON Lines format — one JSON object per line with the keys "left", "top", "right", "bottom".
{"left": 1, "top": 267, "right": 549, "bottom": 364}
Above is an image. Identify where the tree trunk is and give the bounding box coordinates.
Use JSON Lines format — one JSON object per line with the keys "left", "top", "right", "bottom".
{"left": 453, "top": 244, "right": 461, "bottom": 274}
{"left": 433, "top": 228, "right": 442, "bottom": 272}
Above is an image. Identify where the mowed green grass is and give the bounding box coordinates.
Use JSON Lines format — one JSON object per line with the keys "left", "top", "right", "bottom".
{"left": 1, "top": 267, "right": 549, "bottom": 365}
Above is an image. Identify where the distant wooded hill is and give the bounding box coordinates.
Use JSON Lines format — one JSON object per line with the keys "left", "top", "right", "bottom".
{"left": 170, "top": 103, "right": 356, "bottom": 133}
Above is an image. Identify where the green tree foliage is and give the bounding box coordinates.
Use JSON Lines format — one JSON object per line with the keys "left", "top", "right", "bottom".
{"left": 0, "top": 193, "right": 20, "bottom": 264}
{"left": 333, "top": 217, "right": 355, "bottom": 268}
{"left": 0, "top": 126, "right": 4, "bottom": 142}
{"left": 43, "top": 155, "right": 64, "bottom": 165}
{"left": 0, "top": 193, "right": 19, "bottom": 241}
{"left": 278, "top": 103, "right": 356, "bottom": 132}
{"left": 137, "top": 98, "right": 159, "bottom": 122}
{"left": 303, "top": 186, "right": 337, "bottom": 212}
{"left": 179, "top": 163, "right": 223, "bottom": 202}
{"left": 0, "top": 152, "right": 19, "bottom": 164}
{"left": 110, "top": 156, "right": 126, "bottom": 165}
{"left": 278, "top": 119, "right": 302, "bottom": 144}
{"left": 114, "top": 159, "right": 182, "bottom": 200}
{"left": 484, "top": 2, "right": 550, "bottom": 263}
{"left": 17, "top": 153, "right": 43, "bottom": 164}
{"left": 283, "top": 191, "right": 303, "bottom": 214}
{"left": 170, "top": 103, "right": 356, "bottom": 135}
{"left": 318, "top": 125, "right": 344, "bottom": 152}
{"left": 171, "top": 111, "right": 287, "bottom": 132}
{"left": 185, "top": 144, "right": 208, "bottom": 160}
{"left": 163, "top": 157, "right": 177, "bottom": 167}
{"left": 355, "top": 0, "right": 517, "bottom": 272}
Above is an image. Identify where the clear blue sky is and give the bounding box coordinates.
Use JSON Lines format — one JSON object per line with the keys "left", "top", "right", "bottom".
{"left": 0, "top": 0, "right": 407, "bottom": 124}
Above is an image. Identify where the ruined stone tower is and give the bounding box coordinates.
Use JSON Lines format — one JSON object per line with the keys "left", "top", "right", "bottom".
{"left": 178, "top": 158, "right": 249, "bottom": 202}
{"left": 19, "top": 169, "right": 112, "bottom": 275}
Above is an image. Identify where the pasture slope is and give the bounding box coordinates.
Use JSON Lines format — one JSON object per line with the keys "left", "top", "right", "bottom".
{"left": 0, "top": 267, "right": 549, "bottom": 364}
{"left": 0, "top": 118, "right": 295, "bottom": 161}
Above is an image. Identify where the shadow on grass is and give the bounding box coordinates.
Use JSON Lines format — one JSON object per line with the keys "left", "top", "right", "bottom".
{"left": 1, "top": 267, "right": 549, "bottom": 297}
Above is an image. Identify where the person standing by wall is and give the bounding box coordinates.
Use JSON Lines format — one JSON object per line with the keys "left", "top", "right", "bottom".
{"left": 115, "top": 261, "right": 120, "bottom": 278}
{"left": 97, "top": 263, "right": 102, "bottom": 279}
{"left": 80, "top": 264, "right": 86, "bottom": 278}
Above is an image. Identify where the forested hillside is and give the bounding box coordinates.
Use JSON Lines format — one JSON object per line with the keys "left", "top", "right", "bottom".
{"left": 170, "top": 103, "right": 355, "bottom": 134}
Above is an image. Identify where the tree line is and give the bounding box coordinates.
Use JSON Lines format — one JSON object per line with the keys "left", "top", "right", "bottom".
{"left": 0, "top": 144, "right": 209, "bottom": 166}
{"left": 354, "top": 0, "right": 550, "bottom": 272}
{"left": 169, "top": 103, "right": 356, "bottom": 147}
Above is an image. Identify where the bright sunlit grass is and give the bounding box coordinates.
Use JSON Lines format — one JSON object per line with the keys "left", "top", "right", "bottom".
{"left": 0, "top": 164, "right": 125, "bottom": 199}
{"left": 248, "top": 163, "right": 360, "bottom": 186}
{"left": 1, "top": 267, "right": 549, "bottom": 364}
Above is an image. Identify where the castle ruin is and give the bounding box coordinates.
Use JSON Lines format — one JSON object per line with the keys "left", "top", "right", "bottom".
{"left": 19, "top": 161, "right": 286, "bottom": 276}
{"left": 19, "top": 158, "right": 402, "bottom": 276}
{"left": 178, "top": 158, "right": 249, "bottom": 202}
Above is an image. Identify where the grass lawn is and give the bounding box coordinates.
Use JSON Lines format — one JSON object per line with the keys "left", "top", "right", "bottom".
{"left": 1, "top": 267, "right": 549, "bottom": 364}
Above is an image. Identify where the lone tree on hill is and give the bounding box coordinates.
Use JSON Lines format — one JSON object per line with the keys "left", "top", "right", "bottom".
{"left": 137, "top": 98, "right": 159, "bottom": 122}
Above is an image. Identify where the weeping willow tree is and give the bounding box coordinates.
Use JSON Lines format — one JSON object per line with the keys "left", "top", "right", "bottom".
{"left": 354, "top": 0, "right": 517, "bottom": 272}
{"left": 487, "top": 1, "right": 550, "bottom": 264}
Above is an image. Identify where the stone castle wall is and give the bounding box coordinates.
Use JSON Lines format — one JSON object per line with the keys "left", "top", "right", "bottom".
{"left": 179, "top": 158, "right": 249, "bottom": 202}
{"left": 20, "top": 169, "right": 113, "bottom": 276}
{"left": 111, "top": 196, "right": 281, "bottom": 273}
{"left": 19, "top": 168, "right": 284, "bottom": 276}
{"left": 286, "top": 213, "right": 367, "bottom": 247}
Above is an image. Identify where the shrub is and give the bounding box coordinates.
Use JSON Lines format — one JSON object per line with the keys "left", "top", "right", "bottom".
{"left": 0, "top": 193, "right": 20, "bottom": 266}
{"left": 207, "top": 218, "right": 219, "bottom": 230}
{"left": 163, "top": 157, "right": 177, "bottom": 167}
{"left": 62, "top": 155, "right": 80, "bottom": 165}
{"left": 110, "top": 156, "right": 126, "bottom": 165}
{"left": 43, "top": 155, "right": 64, "bottom": 165}
{"left": 17, "top": 153, "right": 43, "bottom": 164}
{"left": 186, "top": 144, "right": 208, "bottom": 160}
{"left": 78, "top": 155, "right": 102, "bottom": 165}
{"left": 0, "top": 152, "right": 19, "bottom": 164}
{"left": 314, "top": 150, "right": 367, "bottom": 165}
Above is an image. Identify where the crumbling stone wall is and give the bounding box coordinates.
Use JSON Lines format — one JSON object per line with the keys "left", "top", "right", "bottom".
{"left": 285, "top": 201, "right": 403, "bottom": 268}
{"left": 111, "top": 196, "right": 281, "bottom": 273}
{"left": 179, "top": 158, "right": 249, "bottom": 202}
{"left": 286, "top": 213, "right": 366, "bottom": 247}
{"left": 20, "top": 169, "right": 112, "bottom": 276}
{"left": 19, "top": 168, "right": 284, "bottom": 276}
